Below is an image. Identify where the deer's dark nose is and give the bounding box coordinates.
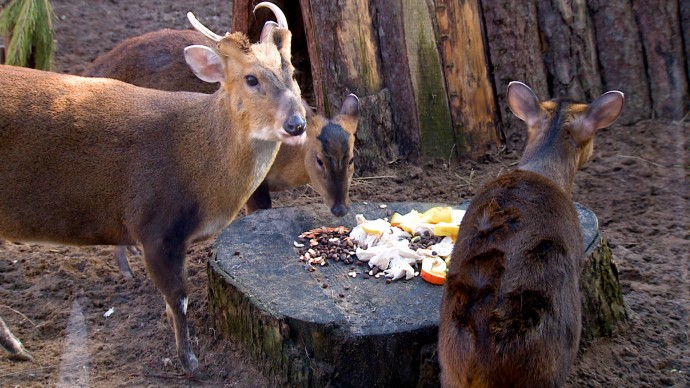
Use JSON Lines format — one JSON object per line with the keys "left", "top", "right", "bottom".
{"left": 330, "top": 203, "right": 348, "bottom": 217}
{"left": 283, "top": 114, "right": 306, "bottom": 136}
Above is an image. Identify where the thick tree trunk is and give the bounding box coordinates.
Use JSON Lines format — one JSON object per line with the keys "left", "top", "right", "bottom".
{"left": 580, "top": 234, "right": 629, "bottom": 342}
{"left": 396, "top": 0, "right": 454, "bottom": 160}
{"left": 434, "top": 0, "right": 499, "bottom": 159}
{"left": 588, "top": 0, "right": 651, "bottom": 124}
{"left": 371, "top": 0, "right": 422, "bottom": 163}
{"left": 536, "top": 0, "right": 602, "bottom": 101}
{"left": 633, "top": 0, "right": 688, "bottom": 120}
{"left": 479, "top": 0, "right": 548, "bottom": 152}
{"left": 301, "top": 0, "right": 398, "bottom": 173}
{"left": 681, "top": 0, "right": 690, "bottom": 92}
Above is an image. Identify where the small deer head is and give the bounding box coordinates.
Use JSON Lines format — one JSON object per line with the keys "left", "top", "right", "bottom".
{"left": 184, "top": 3, "right": 306, "bottom": 146}
{"left": 305, "top": 94, "right": 360, "bottom": 217}
{"left": 508, "top": 81, "right": 624, "bottom": 192}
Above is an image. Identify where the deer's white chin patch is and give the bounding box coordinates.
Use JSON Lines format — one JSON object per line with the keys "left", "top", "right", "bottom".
{"left": 280, "top": 130, "right": 306, "bottom": 146}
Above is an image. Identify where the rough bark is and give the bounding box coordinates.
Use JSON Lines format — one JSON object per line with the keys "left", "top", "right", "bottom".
{"left": 681, "top": 0, "right": 690, "bottom": 92}
{"left": 588, "top": 0, "right": 651, "bottom": 124}
{"left": 396, "top": 0, "right": 454, "bottom": 160}
{"left": 633, "top": 0, "right": 688, "bottom": 120}
{"left": 372, "top": 0, "right": 422, "bottom": 163}
{"left": 434, "top": 0, "right": 499, "bottom": 159}
{"left": 302, "top": 0, "right": 382, "bottom": 116}
{"left": 353, "top": 89, "right": 397, "bottom": 174}
{"left": 536, "top": 0, "right": 602, "bottom": 101}
{"left": 479, "top": 0, "right": 548, "bottom": 152}
{"left": 580, "top": 234, "right": 629, "bottom": 342}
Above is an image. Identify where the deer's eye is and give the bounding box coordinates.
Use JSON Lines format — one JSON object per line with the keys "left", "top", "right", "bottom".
{"left": 348, "top": 157, "right": 354, "bottom": 166}
{"left": 316, "top": 156, "right": 324, "bottom": 168}
{"left": 245, "top": 75, "right": 259, "bottom": 87}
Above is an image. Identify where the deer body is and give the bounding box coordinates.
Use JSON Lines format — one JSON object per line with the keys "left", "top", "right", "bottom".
{"left": 0, "top": 68, "right": 268, "bottom": 245}
{"left": 0, "top": 4, "right": 306, "bottom": 374}
{"left": 85, "top": 28, "right": 359, "bottom": 277}
{"left": 83, "top": 28, "right": 358, "bottom": 217}
{"left": 439, "top": 82, "right": 624, "bottom": 387}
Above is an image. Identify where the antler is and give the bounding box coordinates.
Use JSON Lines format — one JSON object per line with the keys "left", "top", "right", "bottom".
{"left": 187, "top": 12, "right": 224, "bottom": 42}
{"left": 254, "top": 2, "right": 288, "bottom": 29}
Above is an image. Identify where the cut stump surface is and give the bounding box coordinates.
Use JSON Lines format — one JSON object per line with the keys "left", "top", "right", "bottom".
{"left": 208, "top": 202, "right": 625, "bottom": 387}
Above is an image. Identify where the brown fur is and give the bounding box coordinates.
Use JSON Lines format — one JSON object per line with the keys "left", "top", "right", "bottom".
{"left": 83, "top": 29, "right": 358, "bottom": 216}
{"left": 439, "top": 82, "right": 624, "bottom": 387}
{"left": 0, "top": 23, "right": 305, "bottom": 374}
{"left": 82, "top": 29, "right": 218, "bottom": 94}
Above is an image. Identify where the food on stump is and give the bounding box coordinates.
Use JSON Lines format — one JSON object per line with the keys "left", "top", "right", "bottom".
{"left": 294, "top": 207, "right": 465, "bottom": 285}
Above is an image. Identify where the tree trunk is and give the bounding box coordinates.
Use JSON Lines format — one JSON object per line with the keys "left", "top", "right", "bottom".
{"left": 433, "top": 0, "right": 499, "bottom": 159}
{"left": 681, "top": 0, "right": 690, "bottom": 92}
{"left": 479, "top": 0, "right": 548, "bottom": 152}
{"left": 633, "top": 0, "right": 688, "bottom": 120}
{"left": 300, "top": 0, "right": 399, "bottom": 173}
{"left": 580, "top": 234, "right": 629, "bottom": 342}
{"left": 588, "top": 0, "right": 651, "bottom": 124}
{"left": 396, "top": 0, "right": 455, "bottom": 160}
{"left": 536, "top": 0, "right": 602, "bottom": 101}
{"left": 371, "top": 0, "right": 422, "bottom": 163}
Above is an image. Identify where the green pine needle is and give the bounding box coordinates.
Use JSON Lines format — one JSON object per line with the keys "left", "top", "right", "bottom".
{"left": 0, "top": 0, "right": 56, "bottom": 70}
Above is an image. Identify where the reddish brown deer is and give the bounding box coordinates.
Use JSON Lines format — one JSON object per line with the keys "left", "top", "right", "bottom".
{"left": 0, "top": 3, "right": 305, "bottom": 374}
{"left": 439, "top": 82, "right": 624, "bottom": 387}
{"left": 83, "top": 28, "right": 359, "bottom": 277}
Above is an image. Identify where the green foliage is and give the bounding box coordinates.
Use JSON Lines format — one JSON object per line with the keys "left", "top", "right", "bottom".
{"left": 0, "top": 0, "right": 55, "bottom": 70}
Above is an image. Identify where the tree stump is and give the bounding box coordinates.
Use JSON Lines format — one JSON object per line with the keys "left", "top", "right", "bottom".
{"left": 208, "top": 202, "right": 627, "bottom": 387}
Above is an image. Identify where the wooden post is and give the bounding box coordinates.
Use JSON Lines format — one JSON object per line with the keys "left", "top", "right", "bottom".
{"left": 682, "top": 1, "right": 690, "bottom": 92}
{"left": 588, "top": 0, "right": 651, "bottom": 124}
{"left": 301, "top": 0, "right": 399, "bottom": 172}
{"left": 396, "top": 0, "right": 455, "bottom": 160}
{"left": 632, "top": 0, "right": 688, "bottom": 120}
{"left": 536, "top": 0, "right": 602, "bottom": 100}
{"left": 371, "top": 0, "right": 423, "bottom": 162}
{"left": 434, "top": 0, "right": 499, "bottom": 159}
{"left": 479, "top": 0, "right": 548, "bottom": 152}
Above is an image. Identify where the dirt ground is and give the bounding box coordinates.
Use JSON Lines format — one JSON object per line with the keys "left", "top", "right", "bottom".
{"left": 1, "top": 0, "right": 688, "bottom": 387}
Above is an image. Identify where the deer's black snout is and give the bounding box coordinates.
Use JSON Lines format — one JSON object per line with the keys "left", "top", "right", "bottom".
{"left": 283, "top": 114, "right": 307, "bottom": 136}
{"left": 330, "top": 203, "right": 349, "bottom": 218}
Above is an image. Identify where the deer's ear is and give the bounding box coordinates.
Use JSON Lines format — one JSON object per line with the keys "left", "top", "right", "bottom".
{"left": 184, "top": 45, "right": 224, "bottom": 84}
{"left": 507, "top": 81, "right": 541, "bottom": 127}
{"left": 340, "top": 94, "right": 360, "bottom": 118}
{"left": 585, "top": 91, "right": 624, "bottom": 130}
{"left": 338, "top": 94, "right": 360, "bottom": 134}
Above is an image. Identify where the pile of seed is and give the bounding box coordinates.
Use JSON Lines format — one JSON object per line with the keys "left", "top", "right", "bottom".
{"left": 295, "top": 226, "right": 447, "bottom": 280}
{"left": 295, "top": 226, "right": 357, "bottom": 269}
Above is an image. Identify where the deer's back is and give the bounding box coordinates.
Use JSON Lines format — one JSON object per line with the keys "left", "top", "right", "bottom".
{"left": 440, "top": 170, "right": 583, "bottom": 387}
{"left": 0, "top": 65, "right": 233, "bottom": 245}
{"left": 83, "top": 29, "right": 216, "bottom": 94}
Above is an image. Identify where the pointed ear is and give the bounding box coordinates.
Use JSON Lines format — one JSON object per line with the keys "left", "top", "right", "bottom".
{"left": 184, "top": 45, "right": 224, "bottom": 83}
{"left": 339, "top": 94, "right": 360, "bottom": 134}
{"left": 271, "top": 28, "right": 293, "bottom": 62}
{"left": 507, "top": 81, "right": 541, "bottom": 127}
{"left": 260, "top": 21, "right": 279, "bottom": 43}
{"left": 340, "top": 94, "right": 360, "bottom": 118}
{"left": 585, "top": 91, "right": 624, "bottom": 130}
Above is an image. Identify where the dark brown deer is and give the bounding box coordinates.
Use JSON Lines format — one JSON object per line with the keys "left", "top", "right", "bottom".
{"left": 0, "top": 3, "right": 305, "bottom": 374}
{"left": 439, "top": 81, "right": 624, "bottom": 387}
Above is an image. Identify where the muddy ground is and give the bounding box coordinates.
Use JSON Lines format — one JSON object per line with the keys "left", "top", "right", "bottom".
{"left": 0, "top": 0, "right": 688, "bottom": 386}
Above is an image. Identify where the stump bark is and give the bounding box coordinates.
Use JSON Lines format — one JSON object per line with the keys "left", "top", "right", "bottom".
{"left": 208, "top": 202, "right": 627, "bottom": 387}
